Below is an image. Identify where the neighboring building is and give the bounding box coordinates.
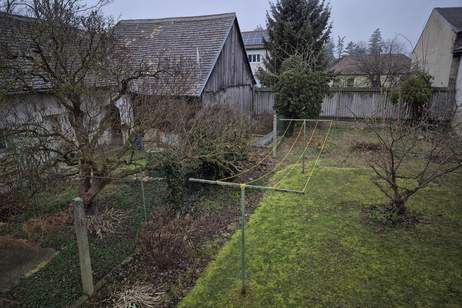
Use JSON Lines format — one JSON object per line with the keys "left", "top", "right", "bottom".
{"left": 412, "top": 7, "right": 462, "bottom": 130}
{"left": 116, "top": 13, "right": 255, "bottom": 111}
{"left": 0, "top": 12, "right": 255, "bottom": 152}
{"left": 242, "top": 29, "right": 269, "bottom": 87}
{"left": 329, "top": 54, "right": 411, "bottom": 88}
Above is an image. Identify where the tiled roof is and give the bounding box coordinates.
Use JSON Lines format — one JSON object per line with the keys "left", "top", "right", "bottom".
{"left": 1, "top": 12, "right": 238, "bottom": 96}
{"left": 329, "top": 54, "right": 411, "bottom": 75}
{"left": 0, "top": 12, "right": 52, "bottom": 93}
{"left": 242, "top": 30, "right": 268, "bottom": 48}
{"left": 115, "top": 13, "right": 237, "bottom": 96}
{"left": 435, "top": 7, "right": 462, "bottom": 32}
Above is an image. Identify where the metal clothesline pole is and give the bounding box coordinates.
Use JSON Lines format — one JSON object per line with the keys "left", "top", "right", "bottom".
{"left": 279, "top": 118, "right": 333, "bottom": 122}
{"left": 239, "top": 184, "right": 246, "bottom": 295}
{"left": 188, "top": 178, "right": 305, "bottom": 194}
{"left": 302, "top": 120, "right": 306, "bottom": 174}
{"left": 188, "top": 118, "right": 333, "bottom": 296}
{"left": 272, "top": 114, "right": 278, "bottom": 158}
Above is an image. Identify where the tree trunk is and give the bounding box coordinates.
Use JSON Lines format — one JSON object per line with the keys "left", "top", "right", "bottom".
{"left": 391, "top": 192, "right": 407, "bottom": 215}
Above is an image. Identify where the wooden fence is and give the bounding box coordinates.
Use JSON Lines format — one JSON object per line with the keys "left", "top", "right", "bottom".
{"left": 252, "top": 87, "right": 454, "bottom": 121}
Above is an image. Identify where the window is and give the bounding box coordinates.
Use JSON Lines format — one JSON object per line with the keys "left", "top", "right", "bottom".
{"left": 248, "top": 54, "right": 261, "bottom": 63}
{"left": 346, "top": 77, "right": 355, "bottom": 88}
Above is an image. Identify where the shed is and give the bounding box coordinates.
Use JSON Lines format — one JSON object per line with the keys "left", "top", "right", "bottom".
{"left": 115, "top": 13, "right": 256, "bottom": 113}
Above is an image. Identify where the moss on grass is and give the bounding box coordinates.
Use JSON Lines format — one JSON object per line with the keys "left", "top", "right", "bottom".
{"left": 180, "top": 165, "right": 462, "bottom": 307}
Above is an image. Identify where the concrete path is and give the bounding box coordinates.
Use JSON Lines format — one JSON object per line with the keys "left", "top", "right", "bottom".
{"left": 0, "top": 236, "right": 56, "bottom": 292}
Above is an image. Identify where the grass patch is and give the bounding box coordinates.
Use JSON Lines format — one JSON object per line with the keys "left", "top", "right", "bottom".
{"left": 180, "top": 165, "right": 462, "bottom": 307}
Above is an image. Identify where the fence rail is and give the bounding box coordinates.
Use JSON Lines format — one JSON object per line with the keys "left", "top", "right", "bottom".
{"left": 253, "top": 87, "right": 454, "bottom": 121}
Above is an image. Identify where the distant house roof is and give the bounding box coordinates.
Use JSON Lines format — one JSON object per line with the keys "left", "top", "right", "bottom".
{"left": 329, "top": 54, "right": 411, "bottom": 76}
{"left": 435, "top": 7, "right": 462, "bottom": 32}
{"left": 242, "top": 30, "right": 268, "bottom": 49}
{"left": 115, "top": 13, "right": 240, "bottom": 96}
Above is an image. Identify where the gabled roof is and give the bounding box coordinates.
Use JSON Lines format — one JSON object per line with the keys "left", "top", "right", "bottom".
{"left": 329, "top": 54, "right": 411, "bottom": 75}
{"left": 435, "top": 7, "right": 462, "bottom": 32}
{"left": 115, "top": 13, "right": 238, "bottom": 96}
{"left": 242, "top": 30, "right": 268, "bottom": 48}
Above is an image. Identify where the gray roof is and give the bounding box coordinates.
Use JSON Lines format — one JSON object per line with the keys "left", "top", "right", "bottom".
{"left": 0, "top": 12, "right": 51, "bottom": 93}
{"left": 329, "top": 54, "right": 411, "bottom": 75}
{"left": 115, "top": 13, "right": 238, "bottom": 96}
{"left": 242, "top": 30, "right": 268, "bottom": 48}
{"left": 435, "top": 7, "right": 462, "bottom": 32}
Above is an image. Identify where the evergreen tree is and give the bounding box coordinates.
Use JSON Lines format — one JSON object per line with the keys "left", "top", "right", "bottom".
{"left": 324, "top": 38, "right": 336, "bottom": 65}
{"left": 260, "top": 0, "right": 331, "bottom": 86}
{"left": 344, "top": 41, "right": 356, "bottom": 56}
{"left": 368, "top": 28, "right": 384, "bottom": 54}
{"left": 336, "top": 35, "right": 345, "bottom": 58}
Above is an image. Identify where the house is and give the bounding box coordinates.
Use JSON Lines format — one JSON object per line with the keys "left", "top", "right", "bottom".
{"left": 242, "top": 29, "right": 269, "bottom": 87}
{"left": 115, "top": 13, "right": 255, "bottom": 113}
{"left": 412, "top": 7, "right": 462, "bottom": 130}
{"left": 329, "top": 54, "right": 411, "bottom": 88}
{"left": 0, "top": 12, "right": 255, "bottom": 152}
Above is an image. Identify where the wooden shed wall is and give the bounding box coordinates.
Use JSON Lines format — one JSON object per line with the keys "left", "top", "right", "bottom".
{"left": 202, "top": 21, "right": 254, "bottom": 113}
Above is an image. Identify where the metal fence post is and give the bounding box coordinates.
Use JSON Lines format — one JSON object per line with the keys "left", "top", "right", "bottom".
{"left": 139, "top": 174, "right": 147, "bottom": 221}
{"left": 73, "top": 197, "right": 94, "bottom": 296}
{"left": 302, "top": 120, "right": 306, "bottom": 174}
{"left": 240, "top": 184, "right": 247, "bottom": 295}
{"left": 272, "top": 114, "right": 277, "bottom": 158}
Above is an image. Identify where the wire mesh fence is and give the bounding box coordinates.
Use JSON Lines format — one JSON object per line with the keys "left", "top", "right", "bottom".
{"left": 2, "top": 174, "right": 166, "bottom": 307}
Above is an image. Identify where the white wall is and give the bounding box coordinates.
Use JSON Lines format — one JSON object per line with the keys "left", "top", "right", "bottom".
{"left": 412, "top": 10, "right": 457, "bottom": 87}
{"left": 454, "top": 57, "right": 462, "bottom": 133}
{"left": 246, "top": 48, "right": 267, "bottom": 87}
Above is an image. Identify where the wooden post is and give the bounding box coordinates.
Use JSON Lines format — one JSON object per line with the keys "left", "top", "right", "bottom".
{"left": 73, "top": 197, "right": 94, "bottom": 296}
{"left": 240, "top": 184, "right": 246, "bottom": 295}
{"left": 272, "top": 114, "right": 277, "bottom": 158}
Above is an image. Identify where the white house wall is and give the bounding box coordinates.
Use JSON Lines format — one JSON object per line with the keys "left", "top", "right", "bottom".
{"left": 413, "top": 10, "right": 457, "bottom": 87}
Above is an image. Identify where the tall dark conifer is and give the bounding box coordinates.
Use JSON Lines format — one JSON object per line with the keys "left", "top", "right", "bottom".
{"left": 260, "top": 0, "right": 331, "bottom": 86}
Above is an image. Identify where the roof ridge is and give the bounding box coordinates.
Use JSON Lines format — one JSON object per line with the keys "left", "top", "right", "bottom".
{"left": 118, "top": 12, "right": 236, "bottom": 24}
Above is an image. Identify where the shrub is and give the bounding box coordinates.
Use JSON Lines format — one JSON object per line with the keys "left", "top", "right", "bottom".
{"left": 139, "top": 206, "right": 198, "bottom": 270}
{"left": 148, "top": 104, "right": 252, "bottom": 211}
{"left": 274, "top": 55, "right": 330, "bottom": 120}
{"left": 392, "top": 72, "right": 432, "bottom": 120}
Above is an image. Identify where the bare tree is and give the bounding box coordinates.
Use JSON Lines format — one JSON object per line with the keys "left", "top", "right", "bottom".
{"left": 364, "top": 116, "right": 462, "bottom": 217}
{"left": 0, "top": 0, "right": 20, "bottom": 13}
{"left": 353, "top": 37, "right": 410, "bottom": 89}
{"left": 0, "top": 0, "right": 190, "bottom": 213}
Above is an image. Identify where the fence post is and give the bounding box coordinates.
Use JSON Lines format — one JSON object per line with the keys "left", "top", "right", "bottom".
{"left": 272, "top": 114, "right": 277, "bottom": 158}
{"left": 139, "top": 173, "right": 147, "bottom": 221}
{"left": 240, "top": 184, "right": 246, "bottom": 295}
{"left": 73, "top": 197, "right": 94, "bottom": 296}
{"left": 302, "top": 120, "right": 306, "bottom": 174}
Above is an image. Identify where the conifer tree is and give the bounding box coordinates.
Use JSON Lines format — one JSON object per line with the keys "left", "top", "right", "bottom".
{"left": 260, "top": 0, "right": 331, "bottom": 86}
{"left": 368, "top": 28, "right": 384, "bottom": 54}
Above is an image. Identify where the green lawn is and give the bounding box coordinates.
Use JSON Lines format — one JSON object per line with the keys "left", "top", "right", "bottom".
{"left": 180, "top": 164, "right": 462, "bottom": 307}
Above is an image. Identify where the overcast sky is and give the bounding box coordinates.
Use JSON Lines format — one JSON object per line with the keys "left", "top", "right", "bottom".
{"left": 103, "top": 0, "right": 462, "bottom": 48}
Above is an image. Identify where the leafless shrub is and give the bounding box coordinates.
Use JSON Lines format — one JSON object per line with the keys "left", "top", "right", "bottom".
{"left": 139, "top": 207, "right": 198, "bottom": 271}
{"left": 351, "top": 141, "right": 382, "bottom": 153}
{"left": 364, "top": 115, "right": 462, "bottom": 219}
{"left": 86, "top": 208, "right": 129, "bottom": 239}
{"left": 113, "top": 282, "right": 162, "bottom": 308}
{"left": 22, "top": 207, "right": 72, "bottom": 241}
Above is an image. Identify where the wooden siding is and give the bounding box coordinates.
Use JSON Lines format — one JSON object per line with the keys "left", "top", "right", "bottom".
{"left": 202, "top": 21, "right": 254, "bottom": 113}
{"left": 254, "top": 88, "right": 275, "bottom": 114}
{"left": 253, "top": 88, "right": 454, "bottom": 121}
